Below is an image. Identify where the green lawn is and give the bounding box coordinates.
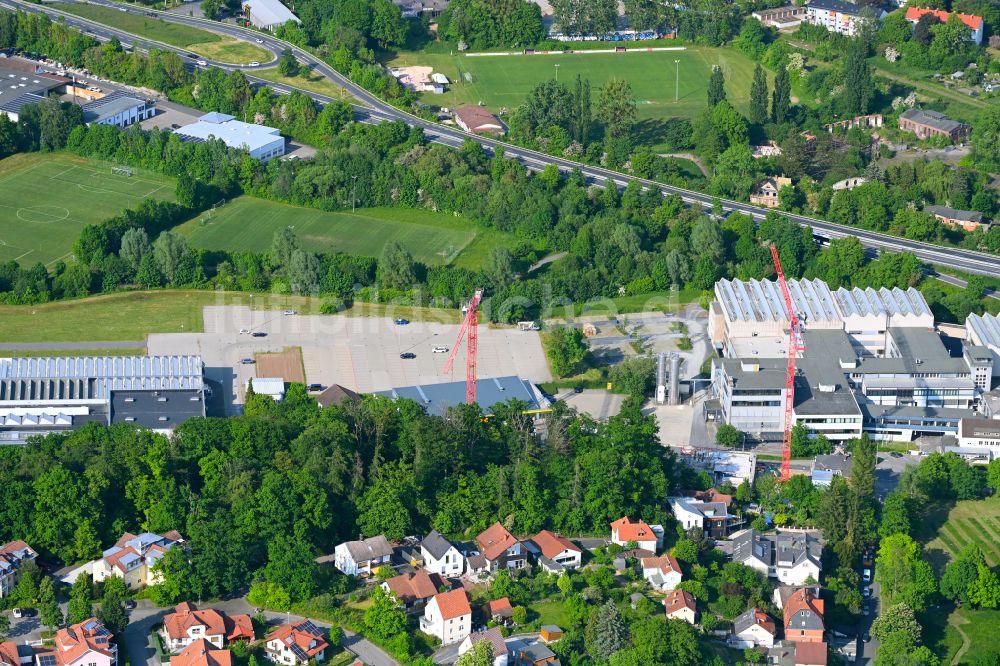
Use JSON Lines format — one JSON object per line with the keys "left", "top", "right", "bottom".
{"left": 385, "top": 47, "right": 758, "bottom": 147}
{"left": 175, "top": 197, "right": 509, "bottom": 269}
{"left": 0, "top": 290, "right": 462, "bottom": 343}
{"left": 0, "top": 153, "right": 176, "bottom": 266}
{"left": 923, "top": 608, "right": 1000, "bottom": 665}
{"left": 186, "top": 39, "right": 273, "bottom": 65}
{"left": 252, "top": 67, "right": 347, "bottom": 99}
{"left": 53, "top": 3, "right": 220, "bottom": 47}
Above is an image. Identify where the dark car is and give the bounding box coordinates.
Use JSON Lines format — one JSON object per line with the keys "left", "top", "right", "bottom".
{"left": 573, "top": 386, "right": 584, "bottom": 394}
{"left": 124, "top": 600, "right": 137, "bottom": 610}
{"left": 251, "top": 331, "right": 267, "bottom": 337}
{"left": 307, "top": 384, "right": 323, "bottom": 392}
{"left": 241, "top": 358, "right": 255, "bottom": 365}
{"left": 400, "top": 352, "right": 416, "bottom": 359}
{"left": 394, "top": 318, "right": 409, "bottom": 325}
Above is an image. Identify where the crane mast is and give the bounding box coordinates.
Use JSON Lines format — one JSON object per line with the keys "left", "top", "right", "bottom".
{"left": 769, "top": 244, "right": 802, "bottom": 482}
{"left": 443, "top": 289, "right": 484, "bottom": 405}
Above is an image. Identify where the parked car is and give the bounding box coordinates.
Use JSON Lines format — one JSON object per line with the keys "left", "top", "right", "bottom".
{"left": 431, "top": 346, "right": 449, "bottom": 353}
{"left": 239, "top": 328, "right": 250, "bottom": 334}
{"left": 862, "top": 603, "right": 870, "bottom": 616}
{"left": 12, "top": 608, "right": 22, "bottom": 618}
{"left": 307, "top": 384, "right": 323, "bottom": 392}
{"left": 251, "top": 331, "right": 267, "bottom": 337}
{"left": 394, "top": 318, "right": 409, "bottom": 325}
{"left": 283, "top": 310, "right": 297, "bottom": 315}
{"left": 863, "top": 568, "right": 872, "bottom": 583}
{"left": 241, "top": 358, "right": 255, "bottom": 365}
{"left": 863, "top": 587, "right": 871, "bottom": 598}
{"left": 124, "top": 600, "right": 137, "bottom": 610}
{"left": 400, "top": 352, "right": 416, "bottom": 359}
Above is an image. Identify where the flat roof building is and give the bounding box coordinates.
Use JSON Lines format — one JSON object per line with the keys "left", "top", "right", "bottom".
{"left": 0, "top": 355, "right": 205, "bottom": 443}
{"left": 0, "top": 59, "right": 67, "bottom": 121}
{"left": 924, "top": 205, "right": 987, "bottom": 233}
{"left": 374, "top": 375, "right": 549, "bottom": 418}
{"left": 174, "top": 112, "right": 285, "bottom": 162}
{"left": 242, "top": 0, "right": 300, "bottom": 31}
{"left": 805, "top": 0, "right": 885, "bottom": 36}
{"left": 82, "top": 91, "right": 153, "bottom": 128}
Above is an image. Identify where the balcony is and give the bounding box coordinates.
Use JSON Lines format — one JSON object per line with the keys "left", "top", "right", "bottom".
{"left": 419, "top": 616, "right": 435, "bottom": 634}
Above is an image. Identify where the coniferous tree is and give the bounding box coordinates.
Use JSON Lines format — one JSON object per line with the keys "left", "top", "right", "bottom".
{"left": 749, "top": 64, "right": 769, "bottom": 125}
{"left": 771, "top": 66, "right": 791, "bottom": 124}
{"left": 707, "top": 66, "right": 726, "bottom": 107}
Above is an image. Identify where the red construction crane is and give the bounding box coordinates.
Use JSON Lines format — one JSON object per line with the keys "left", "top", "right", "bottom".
{"left": 443, "top": 288, "right": 484, "bottom": 405}
{"left": 770, "top": 244, "right": 803, "bottom": 482}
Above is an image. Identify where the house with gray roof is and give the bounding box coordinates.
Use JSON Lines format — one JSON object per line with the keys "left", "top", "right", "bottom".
{"left": 811, "top": 452, "right": 853, "bottom": 487}
{"left": 731, "top": 607, "right": 777, "bottom": 648}
{"left": 731, "top": 530, "right": 823, "bottom": 585}
{"left": 420, "top": 530, "right": 465, "bottom": 577}
{"left": 332, "top": 536, "right": 393, "bottom": 577}
{"left": 899, "top": 108, "right": 970, "bottom": 142}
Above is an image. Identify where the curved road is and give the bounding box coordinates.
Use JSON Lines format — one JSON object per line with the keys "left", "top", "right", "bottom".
{"left": 8, "top": 0, "right": 1000, "bottom": 277}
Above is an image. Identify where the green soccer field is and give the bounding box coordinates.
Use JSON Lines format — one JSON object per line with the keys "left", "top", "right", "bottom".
{"left": 0, "top": 153, "right": 175, "bottom": 266}
{"left": 174, "top": 197, "right": 487, "bottom": 266}
{"left": 387, "top": 46, "right": 759, "bottom": 134}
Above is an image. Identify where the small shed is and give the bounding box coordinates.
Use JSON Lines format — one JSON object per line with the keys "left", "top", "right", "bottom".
{"left": 540, "top": 625, "right": 564, "bottom": 643}
{"left": 247, "top": 377, "right": 284, "bottom": 402}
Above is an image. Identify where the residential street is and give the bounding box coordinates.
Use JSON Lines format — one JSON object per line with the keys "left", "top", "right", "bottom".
{"left": 0, "top": 596, "right": 407, "bottom": 666}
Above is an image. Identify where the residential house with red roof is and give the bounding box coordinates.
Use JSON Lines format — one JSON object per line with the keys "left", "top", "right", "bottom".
{"left": 784, "top": 588, "right": 825, "bottom": 643}
{"left": 263, "top": 620, "right": 329, "bottom": 666}
{"left": 381, "top": 570, "right": 449, "bottom": 613}
{"left": 524, "top": 531, "right": 582, "bottom": 572}
{"left": 0, "top": 641, "right": 34, "bottom": 666}
{"left": 0, "top": 541, "right": 37, "bottom": 599}
{"left": 640, "top": 555, "right": 683, "bottom": 591}
{"left": 482, "top": 598, "right": 514, "bottom": 626}
{"left": 475, "top": 523, "right": 526, "bottom": 573}
{"left": 160, "top": 603, "right": 253, "bottom": 651}
{"left": 662, "top": 589, "right": 697, "bottom": 624}
{"left": 93, "top": 531, "right": 183, "bottom": 589}
{"left": 421, "top": 589, "right": 472, "bottom": 645}
{"left": 169, "top": 640, "right": 231, "bottom": 666}
{"left": 905, "top": 7, "right": 983, "bottom": 43}
{"left": 610, "top": 517, "right": 661, "bottom": 552}
{"left": 51, "top": 618, "right": 118, "bottom": 666}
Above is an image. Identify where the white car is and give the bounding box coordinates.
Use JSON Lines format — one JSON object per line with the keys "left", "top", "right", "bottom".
{"left": 863, "top": 568, "right": 872, "bottom": 582}
{"left": 248, "top": 61, "right": 260, "bottom": 67}
{"left": 432, "top": 346, "right": 449, "bottom": 353}
{"left": 282, "top": 310, "right": 297, "bottom": 315}
{"left": 255, "top": 38, "right": 264, "bottom": 44}
{"left": 196, "top": 59, "right": 207, "bottom": 66}
{"left": 239, "top": 328, "right": 250, "bottom": 335}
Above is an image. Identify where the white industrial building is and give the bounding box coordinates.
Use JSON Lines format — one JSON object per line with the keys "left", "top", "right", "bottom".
{"left": 242, "top": 0, "right": 300, "bottom": 30}
{"left": 0, "top": 355, "right": 205, "bottom": 443}
{"left": 804, "top": 0, "right": 885, "bottom": 36}
{"left": 953, "top": 417, "right": 1000, "bottom": 463}
{"left": 174, "top": 112, "right": 285, "bottom": 162}
{"left": 709, "top": 277, "right": 989, "bottom": 442}
{"left": 82, "top": 91, "right": 153, "bottom": 128}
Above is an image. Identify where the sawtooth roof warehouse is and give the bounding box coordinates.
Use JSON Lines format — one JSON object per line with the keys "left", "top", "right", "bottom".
{"left": 707, "top": 277, "right": 994, "bottom": 444}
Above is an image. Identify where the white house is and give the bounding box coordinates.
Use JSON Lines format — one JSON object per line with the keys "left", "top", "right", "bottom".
{"left": 332, "top": 535, "right": 393, "bottom": 577}
{"left": 263, "top": 620, "right": 328, "bottom": 666}
{"left": 420, "top": 530, "right": 465, "bottom": 577}
{"left": 420, "top": 589, "right": 472, "bottom": 645}
{"left": 457, "top": 628, "right": 508, "bottom": 666}
{"left": 160, "top": 603, "right": 253, "bottom": 651}
{"left": 731, "top": 608, "right": 776, "bottom": 648}
{"left": 640, "top": 555, "right": 683, "bottom": 591}
{"left": 53, "top": 618, "right": 118, "bottom": 666}
{"left": 610, "top": 517, "right": 662, "bottom": 552}
{"left": 732, "top": 530, "right": 823, "bottom": 586}
{"left": 525, "top": 530, "right": 582, "bottom": 572}
{"left": 0, "top": 541, "right": 36, "bottom": 599}
{"left": 662, "top": 589, "right": 697, "bottom": 625}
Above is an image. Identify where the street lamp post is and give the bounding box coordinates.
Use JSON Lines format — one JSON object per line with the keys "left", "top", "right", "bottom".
{"left": 351, "top": 175, "right": 358, "bottom": 213}
{"left": 554, "top": 63, "right": 560, "bottom": 81}
{"left": 674, "top": 60, "right": 680, "bottom": 102}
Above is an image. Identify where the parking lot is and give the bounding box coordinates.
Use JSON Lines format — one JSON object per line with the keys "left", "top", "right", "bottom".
{"left": 147, "top": 306, "right": 550, "bottom": 414}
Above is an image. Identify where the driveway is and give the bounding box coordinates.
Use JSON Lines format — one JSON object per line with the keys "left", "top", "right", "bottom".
{"left": 123, "top": 598, "right": 399, "bottom": 666}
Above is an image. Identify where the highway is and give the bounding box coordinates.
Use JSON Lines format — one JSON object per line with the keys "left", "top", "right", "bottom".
{"left": 6, "top": 0, "right": 1000, "bottom": 277}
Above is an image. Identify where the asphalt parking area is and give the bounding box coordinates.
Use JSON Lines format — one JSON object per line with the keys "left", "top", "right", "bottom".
{"left": 147, "top": 306, "right": 550, "bottom": 414}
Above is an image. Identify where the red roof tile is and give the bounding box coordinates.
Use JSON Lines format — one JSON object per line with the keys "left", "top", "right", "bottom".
{"left": 610, "top": 517, "right": 657, "bottom": 543}
{"left": 905, "top": 7, "right": 982, "bottom": 30}
{"left": 170, "top": 640, "right": 232, "bottom": 666}
{"left": 784, "top": 588, "right": 824, "bottom": 629}
{"left": 476, "top": 523, "right": 517, "bottom": 562}
{"left": 531, "top": 531, "right": 580, "bottom": 560}
{"left": 267, "top": 622, "right": 328, "bottom": 661}
{"left": 662, "top": 589, "right": 696, "bottom": 615}
{"left": 54, "top": 618, "right": 115, "bottom": 666}
{"left": 483, "top": 597, "right": 513, "bottom": 618}
{"left": 433, "top": 589, "right": 471, "bottom": 621}
{"left": 384, "top": 570, "right": 447, "bottom": 604}
{"left": 794, "top": 641, "right": 828, "bottom": 665}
